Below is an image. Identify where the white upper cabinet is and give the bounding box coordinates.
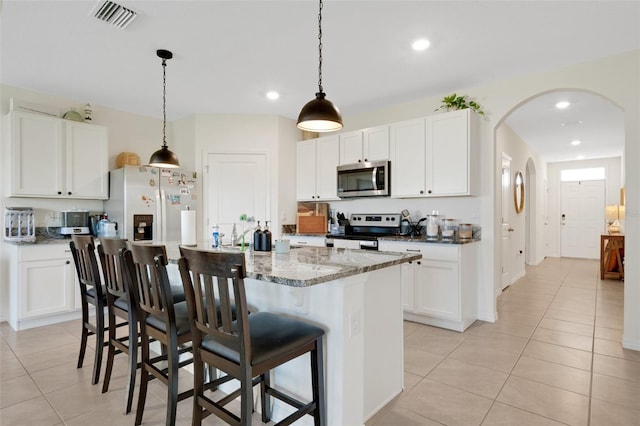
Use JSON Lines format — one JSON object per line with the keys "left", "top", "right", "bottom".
{"left": 296, "top": 135, "right": 340, "bottom": 201}
{"left": 9, "top": 112, "right": 64, "bottom": 197}
{"left": 390, "top": 110, "right": 479, "bottom": 198}
{"left": 8, "top": 111, "right": 109, "bottom": 199}
{"left": 339, "top": 130, "right": 363, "bottom": 165}
{"left": 339, "top": 125, "right": 389, "bottom": 165}
{"left": 65, "top": 121, "right": 109, "bottom": 199}
{"left": 426, "top": 109, "right": 479, "bottom": 196}
{"left": 389, "top": 118, "right": 427, "bottom": 198}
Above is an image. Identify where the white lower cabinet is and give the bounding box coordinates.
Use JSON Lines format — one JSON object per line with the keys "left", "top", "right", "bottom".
{"left": 7, "top": 243, "right": 81, "bottom": 331}
{"left": 285, "top": 235, "right": 326, "bottom": 247}
{"left": 379, "top": 240, "right": 479, "bottom": 331}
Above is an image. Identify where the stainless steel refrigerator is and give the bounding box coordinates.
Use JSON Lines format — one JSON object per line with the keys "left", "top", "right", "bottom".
{"left": 104, "top": 166, "right": 198, "bottom": 242}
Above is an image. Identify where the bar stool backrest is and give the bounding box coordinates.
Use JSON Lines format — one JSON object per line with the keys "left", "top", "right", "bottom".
{"left": 178, "top": 248, "right": 251, "bottom": 363}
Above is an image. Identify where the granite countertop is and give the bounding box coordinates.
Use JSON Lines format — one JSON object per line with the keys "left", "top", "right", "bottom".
{"left": 158, "top": 242, "right": 421, "bottom": 288}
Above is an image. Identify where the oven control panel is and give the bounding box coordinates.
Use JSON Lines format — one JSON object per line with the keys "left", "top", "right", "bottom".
{"left": 349, "top": 213, "right": 401, "bottom": 228}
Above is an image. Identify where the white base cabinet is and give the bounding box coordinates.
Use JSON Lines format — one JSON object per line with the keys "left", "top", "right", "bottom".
{"left": 7, "top": 243, "right": 82, "bottom": 331}
{"left": 379, "top": 240, "right": 479, "bottom": 331}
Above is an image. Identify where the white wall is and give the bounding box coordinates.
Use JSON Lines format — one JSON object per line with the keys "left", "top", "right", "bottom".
{"left": 187, "top": 114, "right": 300, "bottom": 241}
{"left": 496, "top": 124, "right": 546, "bottom": 282}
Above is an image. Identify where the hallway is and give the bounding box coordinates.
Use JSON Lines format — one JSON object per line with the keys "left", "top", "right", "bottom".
{"left": 369, "top": 257, "right": 639, "bottom": 425}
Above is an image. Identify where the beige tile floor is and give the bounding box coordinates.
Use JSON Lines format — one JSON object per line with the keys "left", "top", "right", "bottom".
{"left": 1, "top": 257, "right": 638, "bottom": 425}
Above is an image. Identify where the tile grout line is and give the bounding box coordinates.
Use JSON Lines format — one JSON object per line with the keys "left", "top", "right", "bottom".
{"left": 478, "top": 266, "right": 570, "bottom": 425}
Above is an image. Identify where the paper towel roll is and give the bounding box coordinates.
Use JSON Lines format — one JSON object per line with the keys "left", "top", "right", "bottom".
{"left": 181, "top": 210, "right": 197, "bottom": 246}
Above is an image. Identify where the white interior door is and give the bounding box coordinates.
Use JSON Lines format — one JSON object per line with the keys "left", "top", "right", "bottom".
{"left": 501, "top": 154, "right": 512, "bottom": 290}
{"left": 206, "top": 153, "right": 268, "bottom": 245}
{"left": 560, "top": 180, "right": 605, "bottom": 259}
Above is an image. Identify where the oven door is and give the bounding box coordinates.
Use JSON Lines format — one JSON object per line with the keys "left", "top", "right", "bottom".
{"left": 358, "top": 240, "right": 378, "bottom": 251}
{"left": 331, "top": 238, "right": 362, "bottom": 250}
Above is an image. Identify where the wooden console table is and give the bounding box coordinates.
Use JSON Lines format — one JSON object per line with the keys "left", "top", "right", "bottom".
{"left": 600, "top": 234, "right": 624, "bottom": 280}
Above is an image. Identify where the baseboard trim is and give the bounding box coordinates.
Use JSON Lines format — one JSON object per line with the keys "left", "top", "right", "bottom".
{"left": 622, "top": 337, "right": 640, "bottom": 351}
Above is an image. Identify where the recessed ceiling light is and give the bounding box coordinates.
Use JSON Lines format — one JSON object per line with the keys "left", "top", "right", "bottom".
{"left": 556, "top": 101, "right": 570, "bottom": 109}
{"left": 266, "top": 91, "right": 280, "bottom": 100}
{"left": 577, "top": 155, "right": 585, "bottom": 160}
{"left": 571, "top": 140, "right": 581, "bottom": 146}
{"left": 412, "top": 39, "right": 430, "bottom": 51}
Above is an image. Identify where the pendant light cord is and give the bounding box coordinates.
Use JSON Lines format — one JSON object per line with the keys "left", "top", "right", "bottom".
{"left": 162, "top": 58, "right": 168, "bottom": 148}
{"left": 317, "top": 0, "right": 324, "bottom": 93}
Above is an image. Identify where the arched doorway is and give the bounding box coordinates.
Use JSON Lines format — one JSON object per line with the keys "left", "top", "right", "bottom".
{"left": 495, "top": 89, "right": 624, "bottom": 288}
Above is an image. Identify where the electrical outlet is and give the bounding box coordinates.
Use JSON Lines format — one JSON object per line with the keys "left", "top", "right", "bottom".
{"left": 349, "top": 310, "right": 362, "bottom": 337}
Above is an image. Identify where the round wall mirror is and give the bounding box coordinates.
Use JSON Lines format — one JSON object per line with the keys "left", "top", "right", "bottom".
{"left": 514, "top": 171, "right": 524, "bottom": 214}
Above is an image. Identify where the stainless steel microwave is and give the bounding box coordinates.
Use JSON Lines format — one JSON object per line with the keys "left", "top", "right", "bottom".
{"left": 337, "top": 160, "right": 390, "bottom": 198}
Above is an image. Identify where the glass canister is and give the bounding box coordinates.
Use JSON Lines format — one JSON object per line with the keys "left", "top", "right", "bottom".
{"left": 425, "top": 215, "right": 439, "bottom": 239}
{"left": 459, "top": 223, "right": 473, "bottom": 239}
{"left": 441, "top": 219, "right": 457, "bottom": 239}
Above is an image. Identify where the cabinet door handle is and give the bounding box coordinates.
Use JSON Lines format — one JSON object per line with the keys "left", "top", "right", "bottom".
{"left": 419, "top": 190, "right": 424, "bottom": 194}
{"left": 427, "top": 190, "right": 432, "bottom": 194}
{"left": 57, "top": 191, "right": 62, "bottom": 195}
{"left": 297, "top": 241, "right": 307, "bottom": 245}
{"left": 417, "top": 261, "right": 421, "bottom": 265}
{"left": 65, "top": 260, "right": 71, "bottom": 264}
{"left": 67, "top": 192, "right": 72, "bottom": 195}
{"left": 405, "top": 249, "right": 421, "bottom": 252}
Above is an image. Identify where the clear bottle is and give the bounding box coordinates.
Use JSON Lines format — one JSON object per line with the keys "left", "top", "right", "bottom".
{"left": 211, "top": 224, "right": 220, "bottom": 248}
{"left": 231, "top": 223, "right": 238, "bottom": 247}
{"left": 97, "top": 213, "right": 109, "bottom": 238}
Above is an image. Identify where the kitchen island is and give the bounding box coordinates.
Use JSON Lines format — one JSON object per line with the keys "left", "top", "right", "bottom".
{"left": 162, "top": 243, "right": 420, "bottom": 425}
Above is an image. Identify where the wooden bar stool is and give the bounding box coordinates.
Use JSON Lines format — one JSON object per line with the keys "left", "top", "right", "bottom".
{"left": 123, "top": 243, "right": 193, "bottom": 426}
{"left": 179, "top": 247, "right": 326, "bottom": 425}
{"left": 97, "top": 237, "right": 137, "bottom": 414}
{"left": 70, "top": 235, "right": 111, "bottom": 385}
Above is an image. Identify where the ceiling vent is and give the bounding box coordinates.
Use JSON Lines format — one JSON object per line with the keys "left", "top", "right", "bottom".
{"left": 91, "top": 0, "right": 138, "bottom": 29}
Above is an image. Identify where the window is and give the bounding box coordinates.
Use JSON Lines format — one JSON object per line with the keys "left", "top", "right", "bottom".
{"left": 560, "top": 167, "right": 605, "bottom": 182}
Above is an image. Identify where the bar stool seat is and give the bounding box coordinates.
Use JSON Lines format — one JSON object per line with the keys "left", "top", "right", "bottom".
{"left": 202, "top": 311, "right": 324, "bottom": 365}
{"left": 146, "top": 301, "right": 192, "bottom": 336}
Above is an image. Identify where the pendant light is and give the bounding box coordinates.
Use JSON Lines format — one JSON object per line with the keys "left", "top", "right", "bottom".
{"left": 148, "top": 49, "right": 180, "bottom": 168}
{"left": 297, "top": 0, "right": 343, "bottom": 133}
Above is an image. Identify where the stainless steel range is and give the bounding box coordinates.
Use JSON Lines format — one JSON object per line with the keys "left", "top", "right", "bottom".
{"left": 325, "top": 213, "right": 402, "bottom": 250}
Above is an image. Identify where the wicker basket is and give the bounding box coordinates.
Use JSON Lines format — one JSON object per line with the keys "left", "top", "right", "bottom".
{"left": 116, "top": 152, "right": 141, "bottom": 168}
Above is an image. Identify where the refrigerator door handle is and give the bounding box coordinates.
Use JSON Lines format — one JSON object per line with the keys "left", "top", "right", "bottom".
{"left": 156, "top": 189, "right": 167, "bottom": 242}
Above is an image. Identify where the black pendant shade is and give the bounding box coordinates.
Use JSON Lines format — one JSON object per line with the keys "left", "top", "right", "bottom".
{"left": 297, "top": 0, "right": 342, "bottom": 133}
{"left": 148, "top": 49, "right": 180, "bottom": 168}
{"left": 297, "top": 91, "right": 343, "bottom": 132}
{"left": 148, "top": 145, "right": 180, "bottom": 169}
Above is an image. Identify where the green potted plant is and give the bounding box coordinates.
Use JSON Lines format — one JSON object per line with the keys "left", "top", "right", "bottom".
{"left": 435, "top": 93, "right": 484, "bottom": 115}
